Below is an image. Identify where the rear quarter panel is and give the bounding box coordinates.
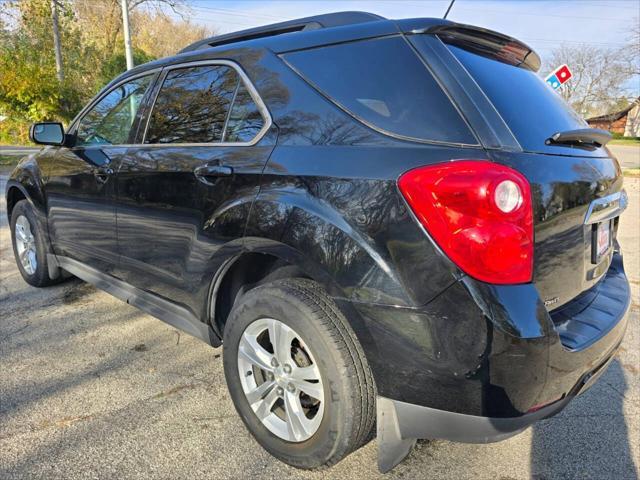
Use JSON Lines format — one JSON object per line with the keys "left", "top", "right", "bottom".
{"left": 245, "top": 50, "right": 488, "bottom": 306}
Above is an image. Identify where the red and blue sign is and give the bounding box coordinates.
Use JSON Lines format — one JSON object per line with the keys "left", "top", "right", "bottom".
{"left": 545, "top": 64, "right": 572, "bottom": 90}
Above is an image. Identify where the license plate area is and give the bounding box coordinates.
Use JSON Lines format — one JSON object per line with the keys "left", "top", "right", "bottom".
{"left": 591, "top": 219, "right": 612, "bottom": 264}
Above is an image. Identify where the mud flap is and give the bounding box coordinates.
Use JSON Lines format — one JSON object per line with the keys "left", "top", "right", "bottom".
{"left": 46, "top": 253, "right": 61, "bottom": 280}
{"left": 377, "top": 396, "right": 417, "bottom": 473}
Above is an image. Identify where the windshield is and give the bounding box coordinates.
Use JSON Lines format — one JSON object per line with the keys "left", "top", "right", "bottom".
{"left": 446, "top": 43, "right": 595, "bottom": 155}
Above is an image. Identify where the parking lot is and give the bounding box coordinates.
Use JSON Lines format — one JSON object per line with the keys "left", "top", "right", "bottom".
{"left": 1, "top": 168, "right": 638, "bottom": 480}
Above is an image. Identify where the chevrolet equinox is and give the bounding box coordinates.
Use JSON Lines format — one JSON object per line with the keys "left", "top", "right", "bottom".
{"left": 6, "top": 11, "right": 631, "bottom": 472}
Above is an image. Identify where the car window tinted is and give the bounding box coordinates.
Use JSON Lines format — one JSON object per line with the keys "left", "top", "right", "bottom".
{"left": 224, "top": 81, "right": 264, "bottom": 143}
{"left": 283, "top": 36, "right": 476, "bottom": 145}
{"left": 76, "top": 75, "right": 153, "bottom": 146}
{"left": 146, "top": 65, "right": 238, "bottom": 144}
{"left": 446, "top": 43, "right": 587, "bottom": 153}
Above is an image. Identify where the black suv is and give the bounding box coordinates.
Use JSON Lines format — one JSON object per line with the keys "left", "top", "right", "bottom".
{"left": 7, "top": 12, "right": 630, "bottom": 472}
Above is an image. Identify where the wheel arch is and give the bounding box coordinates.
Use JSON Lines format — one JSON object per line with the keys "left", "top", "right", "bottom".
{"left": 6, "top": 183, "right": 28, "bottom": 222}
{"left": 208, "top": 243, "right": 346, "bottom": 339}
{"left": 6, "top": 156, "right": 49, "bottom": 222}
{"left": 244, "top": 187, "right": 413, "bottom": 307}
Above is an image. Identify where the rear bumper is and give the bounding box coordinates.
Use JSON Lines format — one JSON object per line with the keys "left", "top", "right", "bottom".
{"left": 377, "top": 340, "right": 620, "bottom": 472}
{"left": 376, "top": 394, "right": 567, "bottom": 473}
{"left": 345, "top": 252, "right": 630, "bottom": 471}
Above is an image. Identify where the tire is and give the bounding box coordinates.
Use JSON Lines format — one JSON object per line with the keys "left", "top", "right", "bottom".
{"left": 223, "top": 278, "right": 375, "bottom": 469}
{"left": 10, "top": 199, "right": 59, "bottom": 287}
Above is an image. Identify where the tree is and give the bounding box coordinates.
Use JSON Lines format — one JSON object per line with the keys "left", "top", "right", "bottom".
{"left": 625, "top": 17, "right": 640, "bottom": 76}
{"left": 543, "top": 43, "right": 636, "bottom": 118}
{"left": 131, "top": 10, "right": 214, "bottom": 58}
{"left": 0, "top": 0, "right": 210, "bottom": 144}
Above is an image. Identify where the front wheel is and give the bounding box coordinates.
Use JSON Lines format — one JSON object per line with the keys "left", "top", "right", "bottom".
{"left": 10, "top": 200, "right": 60, "bottom": 287}
{"left": 223, "top": 278, "right": 375, "bottom": 469}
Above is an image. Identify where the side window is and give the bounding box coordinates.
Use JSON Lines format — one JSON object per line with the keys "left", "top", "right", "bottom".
{"left": 76, "top": 75, "right": 153, "bottom": 147}
{"left": 224, "top": 82, "right": 264, "bottom": 143}
{"left": 283, "top": 37, "right": 477, "bottom": 145}
{"left": 145, "top": 64, "right": 265, "bottom": 144}
{"left": 145, "top": 65, "right": 237, "bottom": 144}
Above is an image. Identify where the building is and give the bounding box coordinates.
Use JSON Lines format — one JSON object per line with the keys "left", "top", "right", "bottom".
{"left": 586, "top": 99, "right": 640, "bottom": 137}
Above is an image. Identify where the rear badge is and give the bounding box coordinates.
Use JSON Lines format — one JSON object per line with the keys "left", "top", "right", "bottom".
{"left": 544, "top": 297, "right": 559, "bottom": 308}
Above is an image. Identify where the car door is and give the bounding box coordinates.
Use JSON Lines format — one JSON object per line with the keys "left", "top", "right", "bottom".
{"left": 115, "top": 61, "right": 275, "bottom": 312}
{"left": 45, "top": 72, "right": 157, "bottom": 274}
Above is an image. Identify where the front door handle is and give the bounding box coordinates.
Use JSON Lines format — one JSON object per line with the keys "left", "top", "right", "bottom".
{"left": 194, "top": 164, "right": 233, "bottom": 184}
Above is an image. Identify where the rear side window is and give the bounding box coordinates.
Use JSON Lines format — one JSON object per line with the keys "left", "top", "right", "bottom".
{"left": 283, "top": 36, "right": 476, "bottom": 145}
{"left": 145, "top": 64, "right": 265, "bottom": 144}
{"left": 446, "top": 44, "right": 587, "bottom": 153}
{"left": 225, "top": 82, "right": 265, "bottom": 143}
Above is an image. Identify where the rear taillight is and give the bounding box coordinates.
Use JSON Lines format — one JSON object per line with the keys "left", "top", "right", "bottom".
{"left": 398, "top": 160, "right": 533, "bottom": 284}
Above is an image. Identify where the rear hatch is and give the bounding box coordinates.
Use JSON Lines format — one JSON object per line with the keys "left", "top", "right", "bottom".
{"left": 415, "top": 25, "right": 625, "bottom": 310}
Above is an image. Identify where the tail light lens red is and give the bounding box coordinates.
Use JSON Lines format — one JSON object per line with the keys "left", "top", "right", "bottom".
{"left": 398, "top": 160, "right": 533, "bottom": 284}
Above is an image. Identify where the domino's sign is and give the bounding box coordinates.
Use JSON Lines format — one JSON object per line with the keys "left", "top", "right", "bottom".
{"left": 545, "top": 64, "right": 572, "bottom": 90}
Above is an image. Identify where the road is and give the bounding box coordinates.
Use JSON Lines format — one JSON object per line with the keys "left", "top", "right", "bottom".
{"left": 0, "top": 146, "right": 39, "bottom": 158}
{"left": 1, "top": 172, "right": 638, "bottom": 480}
{"left": 610, "top": 145, "right": 640, "bottom": 169}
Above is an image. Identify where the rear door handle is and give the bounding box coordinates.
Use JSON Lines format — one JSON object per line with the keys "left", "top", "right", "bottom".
{"left": 194, "top": 164, "right": 233, "bottom": 184}
{"left": 95, "top": 166, "right": 114, "bottom": 184}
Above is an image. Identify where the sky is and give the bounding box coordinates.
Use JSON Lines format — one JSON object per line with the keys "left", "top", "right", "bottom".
{"left": 179, "top": 0, "right": 639, "bottom": 62}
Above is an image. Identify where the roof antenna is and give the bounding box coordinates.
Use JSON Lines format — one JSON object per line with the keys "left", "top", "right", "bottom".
{"left": 443, "top": 0, "right": 456, "bottom": 19}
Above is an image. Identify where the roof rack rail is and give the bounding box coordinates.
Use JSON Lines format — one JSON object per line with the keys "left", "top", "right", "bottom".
{"left": 179, "top": 11, "right": 386, "bottom": 53}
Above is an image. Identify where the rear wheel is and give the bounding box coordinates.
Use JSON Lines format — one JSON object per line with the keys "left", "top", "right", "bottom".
{"left": 223, "top": 278, "right": 375, "bottom": 469}
{"left": 10, "top": 200, "right": 60, "bottom": 287}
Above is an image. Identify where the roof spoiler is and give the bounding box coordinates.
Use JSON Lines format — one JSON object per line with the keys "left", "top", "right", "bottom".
{"left": 408, "top": 23, "right": 541, "bottom": 72}
{"left": 546, "top": 128, "right": 612, "bottom": 148}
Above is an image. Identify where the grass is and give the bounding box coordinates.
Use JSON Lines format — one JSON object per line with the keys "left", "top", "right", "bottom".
{"left": 0, "top": 154, "right": 20, "bottom": 166}
{"left": 623, "top": 168, "right": 640, "bottom": 178}
{"left": 610, "top": 138, "right": 640, "bottom": 146}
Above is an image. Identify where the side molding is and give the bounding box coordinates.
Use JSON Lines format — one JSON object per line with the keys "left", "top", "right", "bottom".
{"left": 52, "top": 255, "right": 222, "bottom": 347}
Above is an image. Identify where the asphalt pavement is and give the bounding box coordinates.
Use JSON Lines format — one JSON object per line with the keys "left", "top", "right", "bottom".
{"left": 1, "top": 172, "right": 638, "bottom": 480}
{"left": 0, "top": 146, "right": 40, "bottom": 156}
{"left": 610, "top": 145, "right": 640, "bottom": 170}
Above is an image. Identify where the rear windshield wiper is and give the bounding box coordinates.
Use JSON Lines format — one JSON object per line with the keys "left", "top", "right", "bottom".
{"left": 545, "top": 128, "right": 612, "bottom": 148}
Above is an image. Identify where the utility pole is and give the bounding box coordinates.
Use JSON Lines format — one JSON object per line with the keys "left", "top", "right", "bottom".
{"left": 121, "top": 0, "right": 134, "bottom": 70}
{"left": 51, "top": 0, "right": 64, "bottom": 82}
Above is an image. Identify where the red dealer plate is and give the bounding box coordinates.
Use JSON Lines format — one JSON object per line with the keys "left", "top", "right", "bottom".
{"left": 594, "top": 220, "right": 611, "bottom": 262}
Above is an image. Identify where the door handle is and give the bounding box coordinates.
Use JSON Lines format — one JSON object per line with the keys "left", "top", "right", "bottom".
{"left": 95, "top": 166, "right": 114, "bottom": 184}
{"left": 194, "top": 164, "right": 233, "bottom": 184}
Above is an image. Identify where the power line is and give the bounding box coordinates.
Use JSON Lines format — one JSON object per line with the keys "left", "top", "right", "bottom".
{"left": 189, "top": 5, "right": 283, "bottom": 21}
{"left": 453, "top": 6, "right": 632, "bottom": 22}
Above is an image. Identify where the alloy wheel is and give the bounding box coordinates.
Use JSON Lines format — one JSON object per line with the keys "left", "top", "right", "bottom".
{"left": 15, "top": 215, "right": 37, "bottom": 275}
{"left": 237, "top": 317, "right": 324, "bottom": 442}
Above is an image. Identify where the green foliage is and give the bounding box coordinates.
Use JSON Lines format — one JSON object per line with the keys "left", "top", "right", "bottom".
{"left": 96, "top": 49, "right": 156, "bottom": 91}
{"left": 0, "top": 0, "right": 160, "bottom": 144}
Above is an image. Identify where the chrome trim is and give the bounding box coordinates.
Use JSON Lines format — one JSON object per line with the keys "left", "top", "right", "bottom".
{"left": 584, "top": 190, "right": 628, "bottom": 225}
{"left": 141, "top": 59, "right": 273, "bottom": 147}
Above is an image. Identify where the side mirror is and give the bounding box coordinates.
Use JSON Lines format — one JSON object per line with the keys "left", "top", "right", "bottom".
{"left": 29, "top": 122, "right": 65, "bottom": 146}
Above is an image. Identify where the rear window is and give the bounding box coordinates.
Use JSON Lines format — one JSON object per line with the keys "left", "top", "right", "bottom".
{"left": 446, "top": 44, "right": 587, "bottom": 153}
{"left": 283, "top": 36, "right": 477, "bottom": 145}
